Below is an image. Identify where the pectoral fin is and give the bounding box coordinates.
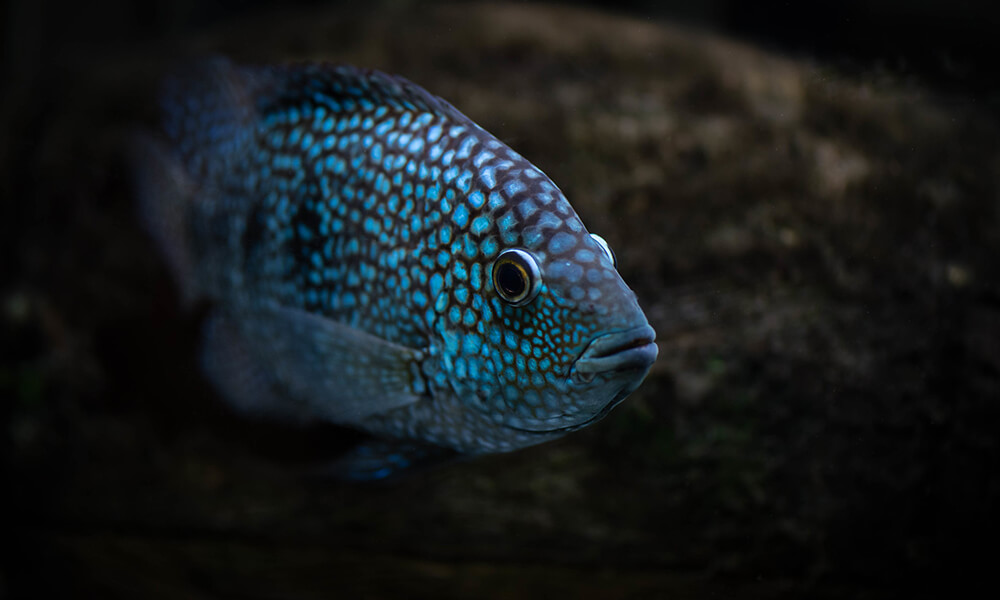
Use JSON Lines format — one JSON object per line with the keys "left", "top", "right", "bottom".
{"left": 202, "top": 303, "right": 427, "bottom": 425}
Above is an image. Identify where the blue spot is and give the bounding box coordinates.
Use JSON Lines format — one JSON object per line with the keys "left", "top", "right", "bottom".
{"left": 547, "top": 231, "right": 576, "bottom": 255}
{"left": 429, "top": 273, "right": 444, "bottom": 298}
{"left": 435, "top": 294, "right": 449, "bottom": 312}
{"left": 468, "top": 190, "right": 485, "bottom": 209}
{"left": 504, "top": 331, "right": 518, "bottom": 350}
{"left": 456, "top": 136, "right": 477, "bottom": 159}
{"left": 463, "top": 237, "right": 478, "bottom": 260}
{"left": 471, "top": 215, "right": 491, "bottom": 235}
{"left": 522, "top": 226, "right": 544, "bottom": 247}
{"left": 470, "top": 263, "right": 483, "bottom": 289}
{"left": 452, "top": 204, "right": 470, "bottom": 227}
{"left": 515, "top": 197, "right": 538, "bottom": 218}
{"left": 488, "top": 191, "right": 505, "bottom": 209}
{"left": 537, "top": 212, "right": 562, "bottom": 230}
{"left": 498, "top": 212, "right": 516, "bottom": 233}
{"left": 480, "top": 237, "right": 499, "bottom": 257}
{"left": 473, "top": 150, "right": 494, "bottom": 168}
{"left": 480, "top": 166, "right": 496, "bottom": 189}
{"left": 549, "top": 260, "right": 584, "bottom": 283}
{"left": 462, "top": 332, "right": 481, "bottom": 353}
{"left": 504, "top": 179, "right": 525, "bottom": 197}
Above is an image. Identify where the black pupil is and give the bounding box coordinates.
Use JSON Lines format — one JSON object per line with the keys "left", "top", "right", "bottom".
{"left": 497, "top": 262, "right": 526, "bottom": 298}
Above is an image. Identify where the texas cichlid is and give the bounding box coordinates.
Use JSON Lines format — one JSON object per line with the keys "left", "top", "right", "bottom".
{"left": 135, "top": 58, "right": 657, "bottom": 479}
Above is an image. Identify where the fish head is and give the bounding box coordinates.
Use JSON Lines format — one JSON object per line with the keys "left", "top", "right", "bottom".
{"left": 433, "top": 166, "right": 657, "bottom": 438}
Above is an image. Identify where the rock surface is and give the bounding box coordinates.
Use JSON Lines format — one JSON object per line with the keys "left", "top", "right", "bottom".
{"left": 4, "top": 3, "right": 999, "bottom": 598}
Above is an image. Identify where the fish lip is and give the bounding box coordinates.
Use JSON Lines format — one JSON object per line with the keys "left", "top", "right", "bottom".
{"left": 570, "top": 324, "right": 658, "bottom": 382}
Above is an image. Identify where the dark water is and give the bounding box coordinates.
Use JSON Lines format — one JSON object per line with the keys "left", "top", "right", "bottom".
{"left": 3, "top": 1, "right": 998, "bottom": 598}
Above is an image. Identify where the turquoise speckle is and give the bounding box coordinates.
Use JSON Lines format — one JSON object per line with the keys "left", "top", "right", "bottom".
{"left": 471, "top": 215, "right": 491, "bottom": 235}
{"left": 452, "top": 204, "right": 470, "bottom": 227}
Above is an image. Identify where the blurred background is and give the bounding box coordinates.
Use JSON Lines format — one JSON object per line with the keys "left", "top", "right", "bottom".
{"left": 3, "top": 1, "right": 998, "bottom": 598}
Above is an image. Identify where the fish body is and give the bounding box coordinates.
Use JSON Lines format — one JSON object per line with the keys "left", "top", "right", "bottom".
{"left": 137, "top": 58, "right": 656, "bottom": 478}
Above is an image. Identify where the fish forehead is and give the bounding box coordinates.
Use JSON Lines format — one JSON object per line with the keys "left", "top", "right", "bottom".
{"left": 242, "top": 69, "right": 622, "bottom": 357}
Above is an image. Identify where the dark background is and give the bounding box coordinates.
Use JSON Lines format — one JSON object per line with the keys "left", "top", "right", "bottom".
{"left": 3, "top": 1, "right": 999, "bottom": 598}
{"left": 5, "top": 0, "right": 999, "bottom": 91}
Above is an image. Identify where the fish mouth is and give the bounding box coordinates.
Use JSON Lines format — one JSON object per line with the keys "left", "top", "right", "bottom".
{"left": 570, "top": 324, "right": 658, "bottom": 383}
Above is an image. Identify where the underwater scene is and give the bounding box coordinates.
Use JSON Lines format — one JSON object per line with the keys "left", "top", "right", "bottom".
{"left": 3, "top": 1, "right": 998, "bottom": 597}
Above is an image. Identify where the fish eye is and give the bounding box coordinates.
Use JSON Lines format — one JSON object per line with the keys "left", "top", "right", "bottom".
{"left": 589, "top": 233, "right": 616, "bottom": 267}
{"left": 492, "top": 248, "right": 541, "bottom": 306}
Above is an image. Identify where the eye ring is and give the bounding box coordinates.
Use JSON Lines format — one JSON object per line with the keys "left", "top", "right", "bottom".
{"left": 589, "top": 233, "right": 616, "bottom": 267}
{"left": 492, "top": 248, "right": 542, "bottom": 306}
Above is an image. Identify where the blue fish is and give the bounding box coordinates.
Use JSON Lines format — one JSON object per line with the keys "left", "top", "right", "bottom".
{"left": 135, "top": 58, "right": 657, "bottom": 478}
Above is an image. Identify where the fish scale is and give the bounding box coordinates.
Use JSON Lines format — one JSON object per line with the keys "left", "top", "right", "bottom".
{"left": 137, "top": 58, "right": 656, "bottom": 478}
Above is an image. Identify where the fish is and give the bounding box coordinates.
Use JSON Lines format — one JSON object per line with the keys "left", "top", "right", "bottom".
{"left": 134, "top": 58, "right": 657, "bottom": 479}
